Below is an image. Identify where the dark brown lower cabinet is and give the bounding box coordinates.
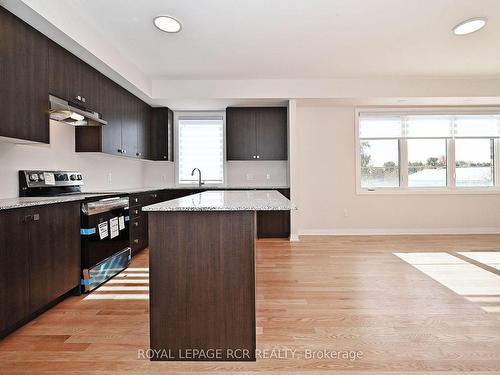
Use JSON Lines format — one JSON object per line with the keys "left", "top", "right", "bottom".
{"left": 0, "top": 202, "right": 80, "bottom": 337}
{"left": 129, "top": 191, "right": 163, "bottom": 254}
{"left": 256, "top": 188, "right": 290, "bottom": 239}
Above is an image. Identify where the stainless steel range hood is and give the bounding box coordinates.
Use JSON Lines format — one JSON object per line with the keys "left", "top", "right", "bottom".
{"left": 49, "top": 95, "right": 107, "bottom": 126}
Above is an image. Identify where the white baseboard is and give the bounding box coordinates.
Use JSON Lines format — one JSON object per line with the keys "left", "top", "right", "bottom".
{"left": 298, "top": 227, "right": 500, "bottom": 236}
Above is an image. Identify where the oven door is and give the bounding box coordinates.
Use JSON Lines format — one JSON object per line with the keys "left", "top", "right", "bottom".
{"left": 81, "top": 197, "right": 130, "bottom": 292}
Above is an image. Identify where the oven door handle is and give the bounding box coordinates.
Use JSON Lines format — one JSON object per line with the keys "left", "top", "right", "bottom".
{"left": 82, "top": 197, "right": 129, "bottom": 216}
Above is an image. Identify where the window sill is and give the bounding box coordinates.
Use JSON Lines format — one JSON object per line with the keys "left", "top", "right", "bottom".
{"left": 357, "top": 188, "right": 500, "bottom": 195}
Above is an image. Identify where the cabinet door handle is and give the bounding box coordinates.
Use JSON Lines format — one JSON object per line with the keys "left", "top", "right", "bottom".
{"left": 134, "top": 198, "right": 139, "bottom": 203}
{"left": 134, "top": 210, "right": 139, "bottom": 215}
{"left": 253, "top": 155, "right": 256, "bottom": 159}
{"left": 122, "top": 149, "right": 127, "bottom": 154}
{"left": 82, "top": 97, "right": 86, "bottom": 103}
{"left": 136, "top": 152, "right": 142, "bottom": 157}
{"left": 134, "top": 222, "right": 139, "bottom": 227}
{"left": 152, "top": 194, "right": 157, "bottom": 198}
{"left": 256, "top": 155, "right": 260, "bottom": 159}
{"left": 163, "top": 155, "right": 167, "bottom": 159}
{"left": 133, "top": 239, "right": 139, "bottom": 244}
{"left": 23, "top": 214, "right": 39, "bottom": 223}
{"left": 76, "top": 95, "right": 82, "bottom": 101}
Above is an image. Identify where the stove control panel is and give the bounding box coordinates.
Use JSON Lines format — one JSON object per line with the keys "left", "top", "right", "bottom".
{"left": 20, "top": 170, "right": 84, "bottom": 188}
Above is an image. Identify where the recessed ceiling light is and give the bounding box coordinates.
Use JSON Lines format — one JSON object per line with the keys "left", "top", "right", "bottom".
{"left": 154, "top": 16, "right": 182, "bottom": 33}
{"left": 453, "top": 17, "right": 487, "bottom": 35}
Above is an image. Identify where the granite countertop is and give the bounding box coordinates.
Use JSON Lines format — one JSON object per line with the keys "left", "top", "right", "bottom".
{"left": 0, "top": 193, "right": 110, "bottom": 211}
{"left": 0, "top": 186, "right": 291, "bottom": 211}
{"left": 83, "top": 185, "right": 290, "bottom": 194}
{"left": 142, "top": 190, "right": 295, "bottom": 212}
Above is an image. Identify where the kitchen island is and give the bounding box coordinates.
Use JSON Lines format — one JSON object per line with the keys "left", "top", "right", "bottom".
{"left": 142, "top": 190, "right": 294, "bottom": 361}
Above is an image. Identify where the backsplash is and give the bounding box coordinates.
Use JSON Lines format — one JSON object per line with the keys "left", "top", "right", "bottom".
{"left": 0, "top": 121, "right": 146, "bottom": 198}
{"left": 0, "top": 121, "right": 289, "bottom": 199}
{"left": 226, "top": 161, "right": 289, "bottom": 187}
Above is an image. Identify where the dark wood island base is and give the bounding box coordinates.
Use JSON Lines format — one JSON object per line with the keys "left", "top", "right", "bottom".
{"left": 148, "top": 211, "right": 256, "bottom": 361}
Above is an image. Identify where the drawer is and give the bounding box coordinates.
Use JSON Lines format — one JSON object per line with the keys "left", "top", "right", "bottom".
{"left": 129, "top": 194, "right": 144, "bottom": 207}
{"left": 130, "top": 215, "right": 148, "bottom": 254}
{"left": 130, "top": 206, "right": 142, "bottom": 219}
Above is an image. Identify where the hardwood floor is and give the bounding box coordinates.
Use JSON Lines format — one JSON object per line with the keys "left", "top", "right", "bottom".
{"left": 0, "top": 235, "right": 499, "bottom": 374}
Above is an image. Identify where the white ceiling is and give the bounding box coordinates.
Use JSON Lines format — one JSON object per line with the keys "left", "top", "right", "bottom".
{"left": 18, "top": 0, "right": 500, "bottom": 80}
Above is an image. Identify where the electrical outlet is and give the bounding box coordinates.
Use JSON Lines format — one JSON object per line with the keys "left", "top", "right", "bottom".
{"left": 343, "top": 208, "right": 348, "bottom": 218}
{"left": 107, "top": 173, "right": 112, "bottom": 183}
{"left": 266, "top": 174, "right": 271, "bottom": 180}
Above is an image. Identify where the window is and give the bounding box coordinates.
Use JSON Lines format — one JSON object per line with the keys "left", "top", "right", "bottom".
{"left": 455, "top": 138, "right": 494, "bottom": 187}
{"left": 360, "top": 140, "right": 399, "bottom": 188}
{"left": 357, "top": 111, "right": 500, "bottom": 191}
{"left": 407, "top": 139, "right": 447, "bottom": 187}
{"left": 177, "top": 114, "right": 224, "bottom": 185}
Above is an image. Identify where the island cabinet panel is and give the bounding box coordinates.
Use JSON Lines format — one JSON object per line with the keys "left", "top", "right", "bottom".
{"left": 0, "top": 202, "right": 81, "bottom": 338}
{"left": 226, "top": 107, "right": 288, "bottom": 161}
{"left": 149, "top": 211, "right": 256, "bottom": 361}
{"left": 0, "top": 6, "right": 49, "bottom": 143}
{"left": 150, "top": 108, "right": 174, "bottom": 161}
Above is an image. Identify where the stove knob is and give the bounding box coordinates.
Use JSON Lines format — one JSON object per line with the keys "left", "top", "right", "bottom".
{"left": 54, "top": 173, "right": 64, "bottom": 181}
{"left": 70, "top": 174, "right": 77, "bottom": 181}
{"left": 29, "top": 173, "right": 38, "bottom": 182}
{"left": 38, "top": 173, "right": 45, "bottom": 181}
{"left": 77, "top": 174, "right": 83, "bottom": 180}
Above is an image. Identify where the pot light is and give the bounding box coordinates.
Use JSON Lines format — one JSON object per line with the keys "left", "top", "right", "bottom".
{"left": 154, "top": 16, "right": 182, "bottom": 33}
{"left": 453, "top": 17, "right": 487, "bottom": 35}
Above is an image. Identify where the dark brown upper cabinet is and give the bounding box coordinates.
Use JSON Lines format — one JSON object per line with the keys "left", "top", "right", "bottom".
{"left": 48, "top": 41, "right": 101, "bottom": 111}
{"left": 75, "top": 77, "right": 151, "bottom": 159}
{"left": 0, "top": 6, "right": 49, "bottom": 144}
{"left": 226, "top": 107, "right": 288, "bottom": 161}
{"left": 150, "top": 108, "right": 174, "bottom": 161}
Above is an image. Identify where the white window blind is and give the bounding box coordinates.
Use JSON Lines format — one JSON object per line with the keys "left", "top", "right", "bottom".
{"left": 178, "top": 117, "right": 224, "bottom": 185}
{"left": 359, "top": 113, "right": 500, "bottom": 139}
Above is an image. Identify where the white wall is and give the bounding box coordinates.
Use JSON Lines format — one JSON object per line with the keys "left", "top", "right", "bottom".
{"left": 294, "top": 106, "right": 500, "bottom": 236}
{"left": 0, "top": 121, "right": 147, "bottom": 198}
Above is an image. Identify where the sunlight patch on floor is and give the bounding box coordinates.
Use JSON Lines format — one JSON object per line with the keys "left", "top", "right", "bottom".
{"left": 458, "top": 251, "right": 500, "bottom": 271}
{"left": 394, "top": 252, "right": 500, "bottom": 315}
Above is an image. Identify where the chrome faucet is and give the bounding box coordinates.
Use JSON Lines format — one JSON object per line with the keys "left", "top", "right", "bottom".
{"left": 191, "top": 168, "right": 204, "bottom": 188}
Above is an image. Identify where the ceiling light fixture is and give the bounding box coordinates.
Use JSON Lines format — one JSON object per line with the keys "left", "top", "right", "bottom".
{"left": 154, "top": 15, "right": 182, "bottom": 33}
{"left": 453, "top": 17, "right": 487, "bottom": 35}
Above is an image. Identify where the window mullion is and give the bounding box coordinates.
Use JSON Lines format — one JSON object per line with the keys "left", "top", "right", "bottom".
{"left": 447, "top": 138, "right": 456, "bottom": 188}
{"left": 494, "top": 139, "right": 499, "bottom": 187}
{"left": 400, "top": 138, "right": 408, "bottom": 188}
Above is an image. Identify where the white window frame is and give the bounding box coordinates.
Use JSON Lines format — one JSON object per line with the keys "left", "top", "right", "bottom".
{"left": 174, "top": 111, "right": 227, "bottom": 187}
{"left": 355, "top": 107, "right": 500, "bottom": 195}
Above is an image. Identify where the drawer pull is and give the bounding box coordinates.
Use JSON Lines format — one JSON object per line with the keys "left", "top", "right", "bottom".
{"left": 23, "top": 214, "right": 40, "bottom": 223}
{"left": 133, "top": 239, "right": 139, "bottom": 244}
{"left": 134, "top": 222, "right": 139, "bottom": 227}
